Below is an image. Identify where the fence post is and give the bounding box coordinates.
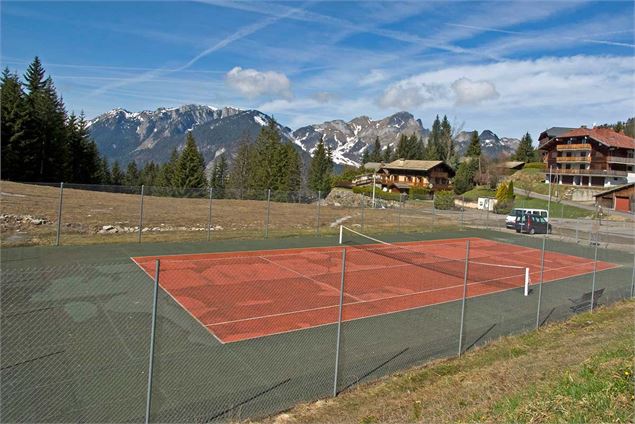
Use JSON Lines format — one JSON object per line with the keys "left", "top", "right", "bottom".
{"left": 590, "top": 234, "right": 599, "bottom": 312}
{"left": 264, "top": 188, "right": 271, "bottom": 239}
{"left": 316, "top": 191, "right": 321, "bottom": 236}
{"left": 333, "top": 248, "right": 346, "bottom": 397}
{"left": 536, "top": 166, "right": 553, "bottom": 328}
{"left": 360, "top": 198, "right": 365, "bottom": 231}
{"left": 575, "top": 220, "right": 579, "bottom": 243}
{"left": 145, "top": 259, "right": 160, "bottom": 424}
{"left": 207, "top": 187, "right": 213, "bottom": 242}
{"left": 461, "top": 195, "right": 464, "bottom": 229}
{"left": 630, "top": 251, "right": 635, "bottom": 298}
{"left": 138, "top": 185, "right": 145, "bottom": 243}
{"left": 55, "top": 182, "right": 64, "bottom": 246}
{"left": 397, "top": 195, "right": 402, "bottom": 232}
{"left": 458, "top": 240, "right": 470, "bottom": 356}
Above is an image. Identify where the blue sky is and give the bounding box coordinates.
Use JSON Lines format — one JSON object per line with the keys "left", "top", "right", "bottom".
{"left": 2, "top": 0, "right": 634, "bottom": 139}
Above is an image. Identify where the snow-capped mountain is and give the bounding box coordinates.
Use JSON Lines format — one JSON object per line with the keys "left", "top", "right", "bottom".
{"left": 454, "top": 130, "right": 520, "bottom": 158}
{"left": 293, "top": 111, "right": 428, "bottom": 166}
{"left": 88, "top": 105, "right": 519, "bottom": 167}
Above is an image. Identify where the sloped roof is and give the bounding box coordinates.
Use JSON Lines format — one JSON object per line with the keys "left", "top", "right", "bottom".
{"left": 540, "top": 127, "right": 575, "bottom": 139}
{"left": 593, "top": 183, "right": 635, "bottom": 198}
{"left": 362, "top": 162, "right": 383, "bottom": 171}
{"left": 503, "top": 161, "right": 525, "bottom": 169}
{"left": 383, "top": 159, "right": 444, "bottom": 171}
{"left": 558, "top": 127, "right": 635, "bottom": 149}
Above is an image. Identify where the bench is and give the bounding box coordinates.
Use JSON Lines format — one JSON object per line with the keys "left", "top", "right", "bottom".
{"left": 569, "top": 288, "right": 604, "bottom": 313}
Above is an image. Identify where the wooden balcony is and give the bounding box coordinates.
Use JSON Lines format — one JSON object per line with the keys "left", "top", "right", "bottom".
{"left": 548, "top": 168, "right": 628, "bottom": 177}
{"left": 556, "top": 143, "right": 591, "bottom": 151}
{"left": 607, "top": 156, "right": 635, "bottom": 165}
{"left": 556, "top": 156, "right": 591, "bottom": 163}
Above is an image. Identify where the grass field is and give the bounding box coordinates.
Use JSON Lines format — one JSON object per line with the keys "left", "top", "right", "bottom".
{"left": 513, "top": 197, "right": 592, "bottom": 219}
{"left": 258, "top": 300, "right": 634, "bottom": 424}
{"left": 0, "top": 181, "right": 459, "bottom": 247}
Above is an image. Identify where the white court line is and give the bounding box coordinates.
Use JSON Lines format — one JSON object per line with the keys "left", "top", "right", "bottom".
{"left": 204, "top": 258, "right": 617, "bottom": 328}
{"left": 259, "top": 255, "right": 364, "bottom": 302}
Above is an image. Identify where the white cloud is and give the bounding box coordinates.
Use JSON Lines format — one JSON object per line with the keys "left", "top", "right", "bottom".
{"left": 451, "top": 78, "right": 499, "bottom": 105}
{"left": 311, "top": 91, "right": 336, "bottom": 103}
{"left": 378, "top": 81, "right": 448, "bottom": 109}
{"left": 225, "top": 66, "right": 292, "bottom": 99}
{"left": 359, "top": 69, "right": 387, "bottom": 86}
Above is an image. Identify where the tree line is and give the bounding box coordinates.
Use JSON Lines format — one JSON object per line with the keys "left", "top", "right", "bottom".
{"left": 1, "top": 57, "right": 105, "bottom": 183}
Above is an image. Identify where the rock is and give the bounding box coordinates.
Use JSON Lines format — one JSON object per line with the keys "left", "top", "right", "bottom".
{"left": 102, "top": 225, "right": 115, "bottom": 232}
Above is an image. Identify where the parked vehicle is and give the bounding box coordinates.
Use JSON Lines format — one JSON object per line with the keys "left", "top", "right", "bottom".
{"left": 506, "top": 208, "right": 549, "bottom": 229}
{"left": 515, "top": 213, "right": 552, "bottom": 235}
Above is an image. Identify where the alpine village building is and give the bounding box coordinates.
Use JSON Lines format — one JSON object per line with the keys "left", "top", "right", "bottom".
{"left": 538, "top": 126, "right": 635, "bottom": 187}
{"left": 354, "top": 159, "right": 455, "bottom": 193}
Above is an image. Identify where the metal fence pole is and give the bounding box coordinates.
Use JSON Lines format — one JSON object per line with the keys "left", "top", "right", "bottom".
{"left": 590, "top": 235, "right": 599, "bottom": 312}
{"left": 397, "top": 195, "right": 402, "bottom": 232}
{"left": 145, "top": 259, "right": 160, "bottom": 424}
{"left": 207, "top": 187, "right": 213, "bottom": 241}
{"left": 536, "top": 166, "right": 553, "bottom": 329}
{"left": 630, "top": 251, "right": 635, "bottom": 298}
{"left": 55, "top": 182, "right": 64, "bottom": 246}
{"left": 461, "top": 194, "right": 464, "bottom": 228}
{"left": 264, "top": 188, "right": 271, "bottom": 239}
{"left": 360, "top": 198, "right": 365, "bottom": 231}
{"left": 138, "top": 185, "right": 145, "bottom": 243}
{"left": 575, "top": 220, "right": 579, "bottom": 243}
{"left": 333, "top": 248, "right": 346, "bottom": 397}
{"left": 316, "top": 191, "right": 321, "bottom": 236}
{"left": 458, "top": 240, "right": 470, "bottom": 356}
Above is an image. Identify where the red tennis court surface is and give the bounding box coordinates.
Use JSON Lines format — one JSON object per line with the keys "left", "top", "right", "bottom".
{"left": 132, "top": 237, "right": 618, "bottom": 343}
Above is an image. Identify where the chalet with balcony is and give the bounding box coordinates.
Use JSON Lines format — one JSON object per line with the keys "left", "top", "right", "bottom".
{"left": 377, "top": 159, "right": 455, "bottom": 193}
{"left": 538, "top": 127, "right": 635, "bottom": 187}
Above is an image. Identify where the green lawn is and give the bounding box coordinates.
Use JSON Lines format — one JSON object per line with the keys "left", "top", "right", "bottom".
{"left": 513, "top": 197, "right": 592, "bottom": 219}
{"left": 461, "top": 187, "right": 496, "bottom": 202}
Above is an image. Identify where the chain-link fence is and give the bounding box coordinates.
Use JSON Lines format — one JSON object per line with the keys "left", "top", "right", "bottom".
{"left": 3, "top": 224, "right": 633, "bottom": 423}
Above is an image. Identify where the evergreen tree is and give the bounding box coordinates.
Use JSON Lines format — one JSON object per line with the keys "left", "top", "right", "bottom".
{"left": 512, "top": 132, "right": 536, "bottom": 162}
{"left": 308, "top": 137, "right": 333, "bottom": 194}
{"left": 124, "top": 161, "right": 141, "bottom": 186}
{"left": 440, "top": 115, "right": 453, "bottom": 161}
{"left": 173, "top": 132, "right": 207, "bottom": 189}
{"left": 383, "top": 144, "right": 393, "bottom": 162}
{"left": 278, "top": 142, "right": 302, "bottom": 193}
{"left": 1, "top": 68, "right": 28, "bottom": 180}
{"left": 210, "top": 154, "right": 228, "bottom": 198}
{"left": 453, "top": 159, "right": 478, "bottom": 194}
{"left": 250, "top": 118, "right": 281, "bottom": 192}
{"left": 111, "top": 161, "right": 124, "bottom": 185}
{"left": 157, "top": 148, "right": 179, "bottom": 187}
{"left": 465, "top": 130, "right": 482, "bottom": 157}
{"left": 415, "top": 136, "right": 425, "bottom": 160}
{"left": 98, "top": 155, "right": 112, "bottom": 185}
{"left": 227, "top": 139, "right": 253, "bottom": 198}
{"left": 140, "top": 161, "right": 160, "bottom": 186}
{"left": 424, "top": 137, "right": 441, "bottom": 160}
{"left": 361, "top": 148, "right": 370, "bottom": 165}
{"left": 65, "top": 113, "right": 100, "bottom": 183}
{"left": 369, "top": 137, "right": 382, "bottom": 162}
{"left": 396, "top": 133, "right": 420, "bottom": 160}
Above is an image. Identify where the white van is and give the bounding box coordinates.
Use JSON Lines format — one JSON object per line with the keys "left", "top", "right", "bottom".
{"left": 506, "top": 208, "right": 549, "bottom": 229}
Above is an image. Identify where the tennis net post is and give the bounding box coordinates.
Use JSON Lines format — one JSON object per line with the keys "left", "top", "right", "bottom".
{"left": 524, "top": 267, "right": 530, "bottom": 296}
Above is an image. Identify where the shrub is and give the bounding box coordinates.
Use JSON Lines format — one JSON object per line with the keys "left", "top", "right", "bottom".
{"left": 434, "top": 190, "right": 455, "bottom": 210}
{"left": 409, "top": 186, "right": 431, "bottom": 200}
{"left": 494, "top": 199, "right": 514, "bottom": 215}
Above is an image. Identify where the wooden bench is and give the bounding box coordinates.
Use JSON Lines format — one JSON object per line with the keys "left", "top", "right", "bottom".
{"left": 569, "top": 288, "right": 604, "bottom": 313}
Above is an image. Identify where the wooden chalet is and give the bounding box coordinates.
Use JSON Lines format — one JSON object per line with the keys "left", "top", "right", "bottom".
{"left": 377, "top": 159, "right": 455, "bottom": 193}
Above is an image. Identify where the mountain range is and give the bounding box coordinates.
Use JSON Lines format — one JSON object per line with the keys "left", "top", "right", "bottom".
{"left": 88, "top": 104, "right": 520, "bottom": 167}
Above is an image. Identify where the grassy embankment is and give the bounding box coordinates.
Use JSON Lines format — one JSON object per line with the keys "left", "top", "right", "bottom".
{"left": 256, "top": 300, "right": 634, "bottom": 423}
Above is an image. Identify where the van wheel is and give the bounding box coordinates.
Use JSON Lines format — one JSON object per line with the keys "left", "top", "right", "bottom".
{"left": 515, "top": 229, "right": 520, "bottom": 233}
{"left": 529, "top": 228, "right": 535, "bottom": 235}
{"left": 548, "top": 227, "right": 552, "bottom": 234}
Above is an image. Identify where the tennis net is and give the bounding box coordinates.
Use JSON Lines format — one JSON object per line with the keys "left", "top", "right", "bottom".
{"left": 339, "top": 226, "right": 530, "bottom": 292}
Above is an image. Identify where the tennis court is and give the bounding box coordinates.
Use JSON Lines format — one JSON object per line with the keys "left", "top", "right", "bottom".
{"left": 132, "top": 232, "right": 618, "bottom": 343}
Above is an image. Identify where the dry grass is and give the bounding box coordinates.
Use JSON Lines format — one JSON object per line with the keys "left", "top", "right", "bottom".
{"left": 251, "top": 300, "right": 634, "bottom": 424}
{"left": 0, "top": 181, "right": 457, "bottom": 246}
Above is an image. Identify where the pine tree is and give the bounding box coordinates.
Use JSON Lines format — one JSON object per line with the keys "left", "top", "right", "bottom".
{"left": 441, "top": 115, "right": 453, "bottom": 161}
{"left": 466, "top": 130, "right": 482, "bottom": 157}
{"left": 278, "top": 143, "right": 302, "bottom": 193}
{"left": 308, "top": 137, "right": 333, "bottom": 194}
{"left": 453, "top": 159, "right": 478, "bottom": 194}
{"left": 227, "top": 138, "right": 253, "bottom": 199}
{"left": 140, "top": 161, "right": 160, "bottom": 186}
{"left": 173, "top": 132, "right": 207, "bottom": 189}
{"left": 361, "top": 148, "right": 370, "bottom": 165}
{"left": 210, "top": 154, "right": 228, "bottom": 198}
{"left": 1, "top": 68, "right": 28, "bottom": 180}
{"left": 157, "top": 148, "right": 179, "bottom": 187}
{"left": 124, "top": 161, "right": 141, "bottom": 186}
{"left": 369, "top": 137, "right": 382, "bottom": 162}
{"left": 65, "top": 113, "right": 100, "bottom": 183}
{"left": 383, "top": 144, "right": 393, "bottom": 162}
{"left": 98, "top": 155, "right": 112, "bottom": 185}
{"left": 512, "top": 132, "right": 536, "bottom": 162}
{"left": 111, "top": 161, "right": 124, "bottom": 185}
{"left": 250, "top": 118, "right": 281, "bottom": 192}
